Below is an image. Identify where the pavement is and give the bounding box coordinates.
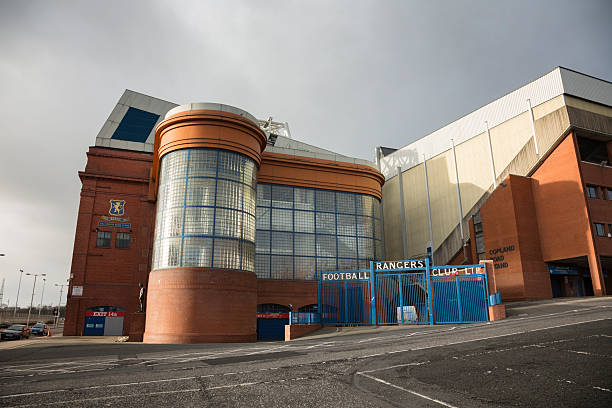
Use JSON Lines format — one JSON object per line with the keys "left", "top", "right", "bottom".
{"left": 0, "top": 297, "right": 610, "bottom": 407}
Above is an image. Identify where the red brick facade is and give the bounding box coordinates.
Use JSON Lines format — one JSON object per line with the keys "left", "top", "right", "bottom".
{"left": 64, "top": 147, "right": 321, "bottom": 337}
{"left": 64, "top": 147, "right": 156, "bottom": 336}
{"left": 454, "top": 132, "right": 611, "bottom": 300}
{"left": 64, "top": 142, "right": 376, "bottom": 339}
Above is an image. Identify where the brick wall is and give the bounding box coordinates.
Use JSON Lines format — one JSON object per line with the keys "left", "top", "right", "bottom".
{"left": 257, "top": 280, "right": 318, "bottom": 311}
{"left": 532, "top": 133, "right": 605, "bottom": 295}
{"left": 475, "top": 132, "right": 608, "bottom": 301}
{"left": 64, "top": 147, "right": 155, "bottom": 336}
{"left": 480, "top": 175, "right": 529, "bottom": 300}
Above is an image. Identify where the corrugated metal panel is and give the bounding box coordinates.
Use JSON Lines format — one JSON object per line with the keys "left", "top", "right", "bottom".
{"left": 380, "top": 68, "right": 571, "bottom": 178}
{"left": 560, "top": 68, "right": 612, "bottom": 107}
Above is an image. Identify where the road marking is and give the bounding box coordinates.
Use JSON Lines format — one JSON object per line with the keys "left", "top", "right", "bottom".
{"left": 358, "top": 372, "right": 458, "bottom": 408}
{"left": 304, "top": 341, "right": 336, "bottom": 349}
{"left": 207, "top": 381, "right": 259, "bottom": 390}
{"left": 0, "top": 390, "right": 65, "bottom": 399}
{"left": 325, "top": 306, "right": 609, "bottom": 350}
{"left": 0, "top": 366, "right": 310, "bottom": 399}
{"left": 245, "top": 344, "right": 289, "bottom": 355}
{"left": 148, "top": 346, "right": 270, "bottom": 365}
{"left": 565, "top": 349, "right": 612, "bottom": 359}
{"left": 4, "top": 377, "right": 314, "bottom": 407}
{"left": 0, "top": 375, "right": 202, "bottom": 398}
{"left": 593, "top": 386, "right": 611, "bottom": 392}
{"left": 359, "top": 352, "right": 385, "bottom": 358}
{"left": 0, "top": 359, "right": 119, "bottom": 371}
{"left": 357, "top": 361, "right": 429, "bottom": 374}
{"left": 358, "top": 336, "right": 387, "bottom": 343}
{"left": 5, "top": 388, "right": 202, "bottom": 407}
{"left": 134, "top": 348, "right": 253, "bottom": 365}
{"left": 381, "top": 317, "right": 612, "bottom": 356}
{"left": 568, "top": 350, "right": 590, "bottom": 355}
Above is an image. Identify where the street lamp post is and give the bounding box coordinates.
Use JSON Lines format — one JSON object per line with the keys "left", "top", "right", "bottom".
{"left": 54, "top": 282, "right": 68, "bottom": 328}
{"left": 25, "top": 273, "right": 46, "bottom": 327}
{"left": 14, "top": 269, "right": 24, "bottom": 318}
{"left": 38, "top": 278, "right": 47, "bottom": 318}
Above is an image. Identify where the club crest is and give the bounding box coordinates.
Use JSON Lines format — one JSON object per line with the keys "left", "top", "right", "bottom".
{"left": 109, "top": 200, "right": 126, "bottom": 216}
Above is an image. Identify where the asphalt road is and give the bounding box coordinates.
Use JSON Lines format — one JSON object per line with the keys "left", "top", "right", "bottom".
{"left": 0, "top": 297, "right": 610, "bottom": 407}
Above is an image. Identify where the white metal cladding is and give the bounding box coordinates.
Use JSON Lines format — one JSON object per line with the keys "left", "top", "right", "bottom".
{"left": 560, "top": 68, "right": 612, "bottom": 108}
{"left": 165, "top": 102, "right": 259, "bottom": 125}
{"left": 265, "top": 135, "right": 379, "bottom": 170}
{"left": 379, "top": 67, "right": 611, "bottom": 179}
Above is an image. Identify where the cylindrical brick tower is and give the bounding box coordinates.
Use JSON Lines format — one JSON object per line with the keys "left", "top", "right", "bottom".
{"left": 143, "top": 103, "right": 267, "bottom": 343}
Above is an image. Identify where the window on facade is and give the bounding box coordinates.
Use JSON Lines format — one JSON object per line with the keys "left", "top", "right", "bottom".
{"left": 257, "top": 303, "right": 290, "bottom": 313}
{"left": 577, "top": 136, "right": 609, "bottom": 165}
{"left": 255, "top": 183, "right": 383, "bottom": 280}
{"left": 607, "top": 188, "right": 612, "bottom": 201}
{"left": 594, "top": 223, "right": 606, "bottom": 237}
{"left": 116, "top": 232, "right": 131, "bottom": 248}
{"left": 298, "top": 304, "right": 318, "bottom": 313}
{"left": 96, "top": 231, "right": 111, "bottom": 248}
{"left": 586, "top": 185, "right": 598, "bottom": 199}
{"left": 473, "top": 211, "right": 485, "bottom": 257}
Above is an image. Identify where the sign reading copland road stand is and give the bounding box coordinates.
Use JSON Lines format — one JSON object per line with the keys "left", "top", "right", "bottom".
{"left": 375, "top": 260, "right": 426, "bottom": 270}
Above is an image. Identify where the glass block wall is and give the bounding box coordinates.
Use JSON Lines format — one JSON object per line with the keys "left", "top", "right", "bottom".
{"left": 255, "top": 183, "right": 384, "bottom": 280}
{"left": 152, "top": 148, "right": 257, "bottom": 271}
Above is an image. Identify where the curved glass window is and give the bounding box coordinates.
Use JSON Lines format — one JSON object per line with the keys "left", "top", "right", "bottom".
{"left": 152, "top": 149, "right": 257, "bottom": 271}
{"left": 255, "top": 184, "right": 384, "bottom": 280}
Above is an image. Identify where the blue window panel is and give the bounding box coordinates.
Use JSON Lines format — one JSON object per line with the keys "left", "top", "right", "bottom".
{"left": 111, "top": 107, "right": 160, "bottom": 143}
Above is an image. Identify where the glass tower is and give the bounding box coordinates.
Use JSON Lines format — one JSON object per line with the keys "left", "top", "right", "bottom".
{"left": 152, "top": 148, "right": 257, "bottom": 272}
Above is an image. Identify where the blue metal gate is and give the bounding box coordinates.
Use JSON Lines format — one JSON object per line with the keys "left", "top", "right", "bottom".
{"left": 375, "top": 261, "right": 433, "bottom": 325}
{"left": 431, "top": 265, "right": 489, "bottom": 323}
{"left": 317, "top": 261, "right": 490, "bottom": 326}
{"left": 318, "top": 270, "right": 373, "bottom": 325}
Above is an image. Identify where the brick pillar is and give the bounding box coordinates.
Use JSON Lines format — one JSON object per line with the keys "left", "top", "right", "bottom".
{"left": 128, "top": 312, "right": 146, "bottom": 342}
{"left": 483, "top": 260, "right": 497, "bottom": 296}
{"left": 587, "top": 251, "right": 606, "bottom": 296}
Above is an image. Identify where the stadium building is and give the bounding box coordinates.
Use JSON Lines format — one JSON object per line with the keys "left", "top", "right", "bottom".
{"left": 64, "top": 67, "right": 611, "bottom": 342}
{"left": 379, "top": 67, "right": 612, "bottom": 301}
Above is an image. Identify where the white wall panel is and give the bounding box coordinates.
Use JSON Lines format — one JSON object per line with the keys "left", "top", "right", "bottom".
{"left": 380, "top": 67, "right": 611, "bottom": 179}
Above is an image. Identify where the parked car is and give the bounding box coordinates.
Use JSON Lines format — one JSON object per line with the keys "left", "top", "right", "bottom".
{"left": 30, "top": 323, "right": 49, "bottom": 336}
{"left": 0, "top": 321, "right": 10, "bottom": 329}
{"left": 1, "top": 324, "right": 31, "bottom": 340}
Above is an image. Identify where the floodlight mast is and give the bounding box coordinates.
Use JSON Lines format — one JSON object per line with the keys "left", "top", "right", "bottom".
{"left": 14, "top": 269, "right": 24, "bottom": 317}
{"left": 25, "top": 273, "right": 46, "bottom": 327}
{"left": 257, "top": 117, "right": 292, "bottom": 140}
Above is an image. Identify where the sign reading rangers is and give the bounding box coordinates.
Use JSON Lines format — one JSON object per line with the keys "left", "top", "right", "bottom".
{"left": 375, "top": 260, "right": 426, "bottom": 270}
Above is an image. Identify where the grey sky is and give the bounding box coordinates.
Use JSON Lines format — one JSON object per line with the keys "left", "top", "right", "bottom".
{"left": 0, "top": 0, "right": 610, "bottom": 307}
